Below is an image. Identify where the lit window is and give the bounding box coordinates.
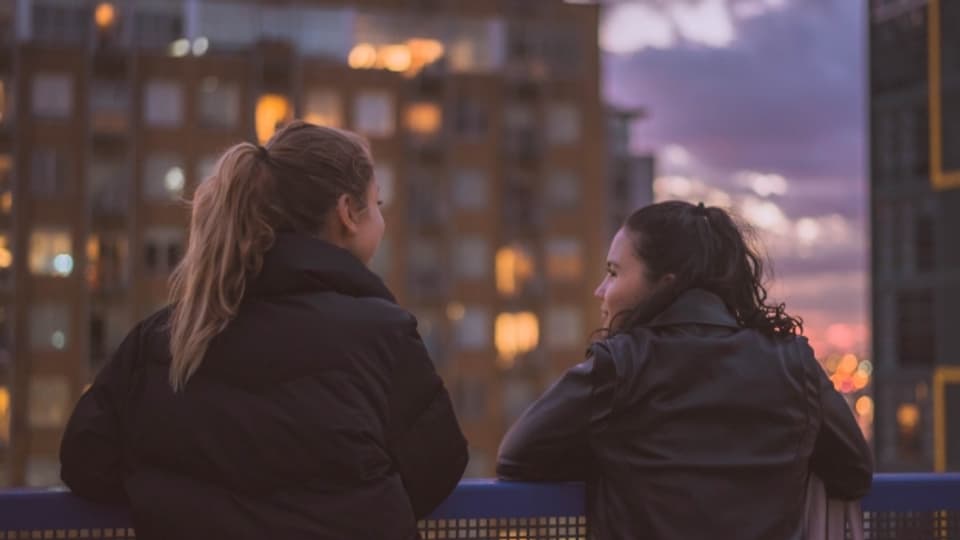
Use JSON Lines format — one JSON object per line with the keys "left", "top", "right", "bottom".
{"left": 29, "top": 229, "right": 73, "bottom": 277}
{"left": 353, "top": 91, "right": 395, "bottom": 137}
{"left": 547, "top": 169, "right": 580, "bottom": 209}
{"left": 496, "top": 244, "right": 536, "bottom": 296}
{"left": 143, "top": 227, "right": 184, "bottom": 275}
{"left": 546, "top": 101, "right": 580, "bottom": 145}
{"left": 31, "top": 73, "right": 72, "bottom": 119}
{"left": 348, "top": 43, "right": 378, "bottom": 69}
{"left": 143, "top": 153, "right": 185, "bottom": 201}
{"left": 198, "top": 78, "right": 240, "bottom": 129}
{"left": 143, "top": 80, "right": 183, "bottom": 128}
{"left": 0, "top": 385, "right": 9, "bottom": 447}
{"left": 546, "top": 306, "right": 584, "bottom": 349}
{"left": 406, "top": 38, "right": 445, "bottom": 75}
{"left": 455, "top": 237, "right": 489, "bottom": 280}
{"left": 90, "top": 79, "right": 129, "bottom": 132}
{"left": 28, "top": 304, "right": 70, "bottom": 352}
{"left": 0, "top": 78, "right": 12, "bottom": 125}
{"left": 304, "top": 89, "right": 342, "bottom": 128}
{"left": 89, "top": 157, "right": 128, "bottom": 216}
{"left": 30, "top": 148, "right": 68, "bottom": 197}
{"left": 405, "top": 102, "right": 442, "bottom": 135}
{"left": 374, "top": 163, "right": 394, "bottom": 207}
{"left": 455, "top": 307, "right": 490, "bottom": 351}
{"left": 94, "top": 2, "right": 117, "bottom": 30}
{"left": 0, "top": 233, "right": 12, "bottom": 284}
{"left": 546, "top": 238, "right": 583, "bottom": 281}
{"left": 86, "top": 232, "right": 129, "bottom": 292}
{"left": 495, "top": 312, "right": 539, "bottom": 368}
{"left": 896, "top": 401, "right": 923, "bottom": 460}
{"left": 380, "top": 45, "right": 412, "bottom": 73}
{"left": 255, "top": 94, "right": 293, "bottom": 144}
{"left": 28, "top": 375, "right": 69, "bottom": 429}
{"left": 452, "top": 169, "right": 488, "bottom": 210}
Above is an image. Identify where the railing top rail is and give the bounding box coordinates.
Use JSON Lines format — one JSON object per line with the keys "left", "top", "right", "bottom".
{"left": 1, "top": 474, "right": 959, "bottom": 530}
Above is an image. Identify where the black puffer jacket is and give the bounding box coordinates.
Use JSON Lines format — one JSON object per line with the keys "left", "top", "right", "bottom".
{"left": 498, "top": 289, "right": 872, "bottom": 540}
{"left": 61, "top": 233, "right": 468, "bottom": 540}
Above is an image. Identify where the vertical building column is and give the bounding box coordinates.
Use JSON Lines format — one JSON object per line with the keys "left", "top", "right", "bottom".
{"left": 183, "top": 0, "right": 199, "bottom": 43}
{"left": 14, "top": 0, "right": 31, "bottom": 42}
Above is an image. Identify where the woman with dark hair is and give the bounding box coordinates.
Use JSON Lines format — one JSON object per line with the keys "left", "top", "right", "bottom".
{"left": 60, "top": 121, "right": 468, "bottom": 539}
{"left": 497, "top": 201, "right": 871, "bottom": 539}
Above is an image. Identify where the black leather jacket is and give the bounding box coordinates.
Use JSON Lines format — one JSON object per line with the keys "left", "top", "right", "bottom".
{"left": 498, "top": 289, "right": 872, "bottom": 540}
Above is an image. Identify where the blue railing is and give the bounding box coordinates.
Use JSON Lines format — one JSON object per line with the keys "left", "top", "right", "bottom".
{"left": 0, "top": 474, "right": 958, "bottom": 538}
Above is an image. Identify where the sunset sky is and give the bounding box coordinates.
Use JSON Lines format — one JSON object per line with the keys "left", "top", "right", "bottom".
{"left": 601, "top": 0, "right": 868, "bottom": 356}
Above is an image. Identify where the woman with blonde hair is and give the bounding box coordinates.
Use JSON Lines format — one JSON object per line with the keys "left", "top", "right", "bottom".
{"left": 61, "top": 121, "right": 468, "bottom": 539}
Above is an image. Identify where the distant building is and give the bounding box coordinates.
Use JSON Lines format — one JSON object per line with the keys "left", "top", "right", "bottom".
{"left": 869, "top": 0, "right": 960, "bottom": 472}
{"left": 0, "top": 0, "right": 606, "bottom": 485}
{"left": 606, "top": 106, "right": 654, "bottom": 241}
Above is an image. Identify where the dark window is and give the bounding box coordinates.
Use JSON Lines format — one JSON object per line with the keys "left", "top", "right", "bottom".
{"left": 454, "top": 97, "right": 488, "bottom": 138}
{"left": 914, "top": 214, "right": 936, "bottom": 273}
{"left": 144, "top": 243, "right": 158, "bottom": 272}
{"left": 896, "top": 290, "right": 935, "bottom": 366}
{"left": 167, "top": 243, "right": 182, "bottom": 269}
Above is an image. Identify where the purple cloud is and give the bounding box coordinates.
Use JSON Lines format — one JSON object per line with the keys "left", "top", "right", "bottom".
{"left": 604, "top": 0, "right": 868, "bottom": 352}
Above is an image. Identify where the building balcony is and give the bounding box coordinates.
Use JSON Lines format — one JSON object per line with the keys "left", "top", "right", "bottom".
{"left": 0, "top": 474, "right": 958, "bottom": 538}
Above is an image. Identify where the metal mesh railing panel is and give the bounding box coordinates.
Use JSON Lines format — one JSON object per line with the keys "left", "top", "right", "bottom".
{"left": 418, "top": 516, "right": 588, "bottom": 539}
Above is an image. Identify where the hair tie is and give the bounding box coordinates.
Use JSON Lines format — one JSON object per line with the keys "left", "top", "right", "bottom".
{"left": 256, "top": 144, "right": 271, "bottom": 163}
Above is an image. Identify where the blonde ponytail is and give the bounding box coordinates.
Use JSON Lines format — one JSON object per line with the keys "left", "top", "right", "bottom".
{"left": 166, "top": 121, "right": 375, "bottom": 391}
{"left": 167, "top": 143, "right": 276, "bottom": 391}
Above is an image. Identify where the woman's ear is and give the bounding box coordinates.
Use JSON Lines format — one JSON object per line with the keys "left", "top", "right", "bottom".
{"left": 659, "top": 273, "right": 678, "bottom": 288}
{"left": 336, "top": 193, "right": 360, "bottom": 235}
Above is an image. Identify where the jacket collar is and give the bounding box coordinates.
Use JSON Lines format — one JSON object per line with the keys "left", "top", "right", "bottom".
{"left": 247, "top": 232, "right": 396, "bottom": 303}
{"left": 646, "top": 288, "right": 740, "bottom": 329}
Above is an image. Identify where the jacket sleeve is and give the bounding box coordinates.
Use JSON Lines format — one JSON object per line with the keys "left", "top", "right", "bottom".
{"left": 59, "top": 324, "right": 141, "bottom": 503}
{"left": 385, "top": 327, "right": 468, "bottom": 519}
{"left": 496, "top": 351, "right": 616, "bottom": 481}
{"left": 809, "top": 358, "right": 874, "bottom": 500}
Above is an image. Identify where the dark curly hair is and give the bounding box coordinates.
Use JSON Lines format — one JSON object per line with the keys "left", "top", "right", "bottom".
{"left": 607, "top": 200, "right": 803, "bottom": 339}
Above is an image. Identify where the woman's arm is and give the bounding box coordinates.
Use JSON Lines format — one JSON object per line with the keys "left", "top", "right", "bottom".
{"left": 59, "top": 323, "right": 142, "bottom": 503}
{"left": 496, "top": 352, "right": 615, "bottom": 481}
{"left": 809, "top": 360, "right": 874, "bottom": 500}
{"left": 385, "top": 328, "right": 468, "bottom": 518}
